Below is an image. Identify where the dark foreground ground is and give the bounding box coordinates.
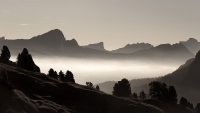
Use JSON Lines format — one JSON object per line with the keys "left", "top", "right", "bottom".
{"left": 0, "top": 61, "right": 194, "bottom": 113}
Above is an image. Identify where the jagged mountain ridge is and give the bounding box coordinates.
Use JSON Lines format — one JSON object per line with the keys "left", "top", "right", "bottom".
{"left": 112, "top": 43, "right": 154, "bottom": 53}
{"left": 129, "top": 43, "right": 194, "bottom": 64}
{"left": 0, "top": 29, "right": 194, "bottom": 64}
{"left": 0, "top": 29, "right": 74, "bottom": 55}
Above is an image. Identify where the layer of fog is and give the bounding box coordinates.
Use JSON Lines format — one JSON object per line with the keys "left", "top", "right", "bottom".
{"left": 10, "top": 56, "right": 179, "bottom": 85}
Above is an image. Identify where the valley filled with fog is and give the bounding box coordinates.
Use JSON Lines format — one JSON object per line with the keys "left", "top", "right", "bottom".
{"left": 10, "top": 56, "right": 180, "bottom": 84}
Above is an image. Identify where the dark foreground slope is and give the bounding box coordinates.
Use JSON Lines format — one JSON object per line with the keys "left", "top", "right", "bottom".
{"left": 0, "top": 63, "right": 164, "bottom": 113}
{"left": 132, "top": 54, "right": 200, "bottom": 104}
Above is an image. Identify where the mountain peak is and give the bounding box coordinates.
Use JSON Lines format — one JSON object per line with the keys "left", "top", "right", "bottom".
{"left": 187, "top": 38, "right": 198, "bottom": 43}
{"left": 180, "top": 38, "right": 200, "bottom": 54}
{"left": 64, "top": 38, "right": 79, "bottom": 47}
{"left": 30, "top": 29, "right": 66, "bottom": 42}
{"left": 82, "top": 42, "right": 106, "bottom": 51}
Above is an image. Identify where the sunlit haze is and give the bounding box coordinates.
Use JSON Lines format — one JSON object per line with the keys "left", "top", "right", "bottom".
{"left": 11, "top": 56, "right": 178, "bottom": 84}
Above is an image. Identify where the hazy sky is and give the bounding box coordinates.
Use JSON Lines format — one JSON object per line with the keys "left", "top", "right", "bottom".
{"left": 0, "top": 0, "right": 200, "bottom": 50}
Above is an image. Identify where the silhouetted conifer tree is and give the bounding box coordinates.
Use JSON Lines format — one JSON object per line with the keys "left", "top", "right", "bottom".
{"left": 180, "top": 97, "right": 194, "bottom": 109}
{"left": 17, "top": 48, "right": 40, "bottom": 72}
{"left": 168, "top": 86, "right": 178, "bottom": 104}
{"left": 139, "top": 90, "right": 146, "bottom": 99}
{"left": 86, "top": 82, "right": 93, "bottom": 88}
{"left": 86, "top": 82, "right": 89, "bottom": 86}
{"left": 112, "top": 78, "right": 131, "bottom": 97}
{"left": 0, "top": 45, "right": 11, "bottom": 61}
{"left": 195, "top": 103, "right": 200, "bottom": 113}
{"left": 187, "top": 102, "right": 194, "bottom": 110}
{"left": 16, "top": 53, "right": 21, "bottom": 64}
{"left": 180, "top": 97, "right": 188, "bottom": 107}
{"left": 59, "top": 70, "right": 65, "bottom": 81}
{"left": 132, "top": 92, "right": 138, "bottom": 99}
{"left": 149, "top": 81, "right": 168, "bottom": 102}
{"left": 48, "top": 68, "right": 54, "bottom": 77}
{"left": 54, "top": 71, "right": 58, "bottom": 79}
{"left": 65, "top": 70, "right": 75, "bottom": 83}
{"left": 48, "top": 68, "right": 58, "bottom": 79}
{"left": 96, "top": 85, "right": 100, "bottom": 90}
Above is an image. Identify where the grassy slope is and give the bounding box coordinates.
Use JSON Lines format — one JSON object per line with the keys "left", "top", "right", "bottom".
{"left": 0, "top": 62, "right": 163, "bottom": 113}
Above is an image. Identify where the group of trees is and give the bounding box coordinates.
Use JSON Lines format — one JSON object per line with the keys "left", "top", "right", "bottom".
{"left": 0, "top": 45, "right": 77, "bottom": 83}
{"left": 86, "top": 82, "right": 100, "bottom": 90}
{"left": 112, "top": 78, "right": 147, "bottom": 99}
{"left": 0, "top": 45, "right": 76, "bottom": 83}
{"left": 149, "top": 81, "right": 177, "bottom": 104}
{"left": 0, "top": 45, "right": 40, "bottom": 72}
{"left": 17, "top": 48, "right": 40, "bottom": 72}
{"left": 48, "top": 68, "right": 75, "bottom": 83}
{"left": 112, "top": 78, "right": 194, "bottom": 109}
{"left": 113, "top": 78, "right": 131, "bottom": 97}
{"left": 0, "top": 45, "right": 10, "bottom": 62}
{"left": 180, "top": 97, "right": 194, "bottom": 109}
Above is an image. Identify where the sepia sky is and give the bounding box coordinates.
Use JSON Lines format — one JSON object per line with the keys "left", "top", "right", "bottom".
{"left": 0, "top": 0, "right": 200, "bottom": 50}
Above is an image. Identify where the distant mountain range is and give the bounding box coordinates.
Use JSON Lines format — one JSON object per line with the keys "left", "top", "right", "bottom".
{"left": 0, "top": 29, "right": 195, "bottom": 65}
{"left": 128, "top": 43, "right": 194, "bottom": 64}
{"left": 111, "top": 43, "right": 154, "bottom": 53}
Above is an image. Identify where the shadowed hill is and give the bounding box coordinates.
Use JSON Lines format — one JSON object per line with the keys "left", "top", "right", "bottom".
{"left": 132, "top": 51, "right": 200, "bottom": 105}
{"left": 142, "top": 99, "right": 194, "bottom": 113}
{"left": 0, "top": 62, "right": 164, "bottom": 113}
{"left": 98, "top": 54, "right": 200, "bottom": 105}
{"left": 157, "top": 51, "right": 200, "bottom": 104}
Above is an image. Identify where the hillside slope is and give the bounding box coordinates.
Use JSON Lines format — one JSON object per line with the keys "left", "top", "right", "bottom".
{"left": 0, "top": 62, "right": 164, "bottom": 113}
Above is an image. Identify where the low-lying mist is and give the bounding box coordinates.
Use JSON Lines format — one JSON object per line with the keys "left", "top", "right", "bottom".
{"left": 10, "top": 56, "right": 180, "bottom": 85}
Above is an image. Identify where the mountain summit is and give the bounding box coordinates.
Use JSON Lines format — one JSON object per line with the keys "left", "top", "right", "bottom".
{"left": 180, "top": 38, "right": 200, "bottom": 54}
{"left": 82, "top": 42, "right": 106, "bottom": 51}
{"left": 30, "top": 29, "right": 66, "bottom": 43}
